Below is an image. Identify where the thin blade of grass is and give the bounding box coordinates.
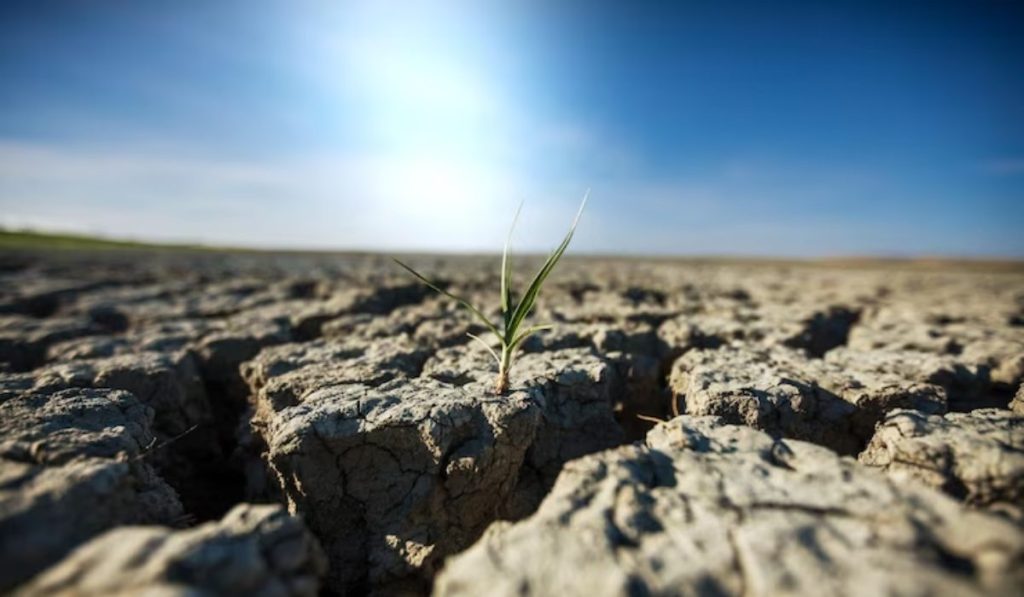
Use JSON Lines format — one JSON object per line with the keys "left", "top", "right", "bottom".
{"left": 466, "top": 332, "right": 501, "bottom": 365}
{"left": 504, "top": 324, "right": 554, "bottom": 373}
{"left": 507, "top": 191, "right": 588, "bottom": 335}
{"left": 501, "top": 200, "right": 524, "bottom": 335}
{"left": 392, "top": 258, "right": 502, "bottom": 338}
{"left": 510, "top": 323, "right": 554, "bottom": 351}
{"left": 636, "top": 413, "right": 667, "bottom": 424}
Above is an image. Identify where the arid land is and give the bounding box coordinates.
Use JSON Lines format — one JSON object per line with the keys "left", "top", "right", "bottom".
{"left": 1, "top": 247, "right": 1022, "bottom": 595}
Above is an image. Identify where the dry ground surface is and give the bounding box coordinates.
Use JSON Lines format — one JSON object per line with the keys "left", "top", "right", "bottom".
{"left": 1, "top": 249, "right": 1022, "bottom": 596}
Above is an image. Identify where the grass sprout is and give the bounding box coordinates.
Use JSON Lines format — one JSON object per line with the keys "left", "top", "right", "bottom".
{"left": 394, "top": 192, "right": 589, "bottom": 394}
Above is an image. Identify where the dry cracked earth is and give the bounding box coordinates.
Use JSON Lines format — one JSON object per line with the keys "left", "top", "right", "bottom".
{"left": 1, "top": 250, "right": 1022, "bottom": 596}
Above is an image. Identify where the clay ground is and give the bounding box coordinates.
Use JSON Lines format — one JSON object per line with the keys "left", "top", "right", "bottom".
{"left": 1, "top": 249, "right": 1022, "bottom": 596}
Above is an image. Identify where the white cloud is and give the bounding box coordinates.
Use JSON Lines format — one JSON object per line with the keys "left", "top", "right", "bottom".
{"left": 2, "top": 132, "right": 930, "bottom": 257}
{"left": 0, "top": 139, "right": 583, "bottom": 250}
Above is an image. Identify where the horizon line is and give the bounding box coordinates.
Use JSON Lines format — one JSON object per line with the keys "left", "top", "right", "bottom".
{"left": 2, "top": 226, "right": 1024, "bottom": 265}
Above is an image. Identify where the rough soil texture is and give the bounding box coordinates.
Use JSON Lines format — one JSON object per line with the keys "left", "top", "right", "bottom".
{"left": 1, "top": 250, "right": 1022, "bottom": 595}
{"left": 19, "top": 503, "right": 326, "bottom": 597}
{"left": 859, "top": 408, "right": 1024, "bottom": 518}
{"left": 435, "top": 416, "right": 1024, "bottom": 596}
{"left": 252, "top": 347, "right": 621, "bottom": 593}
{"left": 1011, "top": 382, "right": 1024, "bottom": 415}
{"left": 667, "top": 343, "right": 949, "bottom": 455}
{"left": 0, "top": 387, "right": 184, "bottom": 591}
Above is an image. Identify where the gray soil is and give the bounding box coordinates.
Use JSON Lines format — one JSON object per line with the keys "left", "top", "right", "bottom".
{"left": 1, "top": 250, "right": 1022, "bottom": 595}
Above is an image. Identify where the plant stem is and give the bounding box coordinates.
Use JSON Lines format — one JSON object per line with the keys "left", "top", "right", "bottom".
{"left": 495, "top": 346, "right": 512, "bottom": 394}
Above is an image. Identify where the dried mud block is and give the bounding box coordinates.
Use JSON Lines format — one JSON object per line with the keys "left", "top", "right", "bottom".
{"left": 669, "top": 345, "right": 946, "bottom": 454}
{"left": 860, "top": 408, "right": 1024, "bottom": 518}
{"left": 0, "top": 388, "right": 157, "bottom": 463}
{"left": 826, "top": 347, "right": 996, "bottom": 411}
{"left": 190, "top": 284, "right": 426, "bottom": 394}
{"left": 99, "top": 277, "right": 300, "bottom": 323}
{"left": 0, "top": 275, "right": 114, "bottom": 318}
{"left": 44, "top": 319, "right": 215, "bottom": 362}
{"left": 848, "top": 304, "right": 1023, "bottom": 392}
{"left": 231, "top": 296, "right": 370, "bottom": 343}
{"left": 435, "top": 416, "right": 1024, "bottom": 597}
{"left": 240, "top": 337, "right": 431, "bottom": 503}
{"left": 320, "top": 296, "right": 483, "bottom": 348}
{"left": 424, "top": 346, "right": 626, "bottom": 511}
{"left": 515, "top": 320, "right": 662, "bottom": 358}
{"left": 657, "top": 312, "right": 737, "bottom": 353}
{"left": 1012, "top": 383, "right": 1024, "bottom": 415}
{"left": 847, "top": 315, "right": 968, "bottom": 354}
{"left": 960, "top": 337, "right": 1024, "bottom": 389}
{"left": 342, "top": 281, "right": 432, "bottom": 315}
{"left": 0, "top": 345, "right": 253, "bottom": 520}
{"left": 0, "top": 352, "right": 211, "bottom": 438}
{"left": 0, "top": 315, "right": 102, "bottom": 372}
{"left": 190, "top": 284, "right": 433, "bottom": 399}
{"left": 256, "top": 347, "right": 623, "bottom": 593}
{"left": 0, "top": 388, "right": 183, "bottom": 591}
{"left": 19, "top": 504, "right": 326, "bottom": 597}
{"left": 243, "top": 337, "right": 431, "bottom": 414}
{"left": 262, "top": 378, "right": 541, "bottom": 594}
{"left": 543, "top": 289, "right": 677, "bottom": 326}
{"left": 658, "top": 303, "right": 860, "bottom": 359}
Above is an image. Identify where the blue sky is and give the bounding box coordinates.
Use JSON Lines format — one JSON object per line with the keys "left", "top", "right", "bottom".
{"left": 1, "top": 0, "right": 1022, "bottom": 256}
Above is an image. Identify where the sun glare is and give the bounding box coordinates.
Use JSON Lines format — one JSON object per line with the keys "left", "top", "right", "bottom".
{"left": 302, "top": 2, "right": 527, "bottom": 237}
{"left": 334, "top": 3, "right": 514, "bottom": 159}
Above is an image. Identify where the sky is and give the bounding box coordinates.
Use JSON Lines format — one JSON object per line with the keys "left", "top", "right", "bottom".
{"left": 1, "top": 0, "right": 1022, "bottom": 257}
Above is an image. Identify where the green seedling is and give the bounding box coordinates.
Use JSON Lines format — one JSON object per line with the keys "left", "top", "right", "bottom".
{"left": 394, "top": 193, "right": 588, "bottom": 394}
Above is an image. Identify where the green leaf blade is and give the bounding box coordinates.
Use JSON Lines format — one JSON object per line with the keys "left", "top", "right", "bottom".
{"left": 501, "top": 201, "right": 524, "bottom": 336}
{"left": 507, "top": 191, "right": 588, "bottom": 335}
{"left": 510, "top": 323, "right": 554, "bottom": 351}
{"left": 393, "top": 190, "right": 588, "bottom": 394}
{"left": 392, "top": 258, "right": 502, "bottom": 339}
{"left": 466, "top": 332, "right": 502, "bottom": 365}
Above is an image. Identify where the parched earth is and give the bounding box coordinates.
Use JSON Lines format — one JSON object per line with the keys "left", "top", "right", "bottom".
{"left": 1, "top": 250, "right": 1022, "bottom": 596}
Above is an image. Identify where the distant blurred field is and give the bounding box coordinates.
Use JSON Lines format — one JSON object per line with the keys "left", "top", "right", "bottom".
{"left": 2, "top": 228, "right": 1022, "bottom": 274}
{"left": 0, "top": 229, "right": 210, "bottom": 251}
